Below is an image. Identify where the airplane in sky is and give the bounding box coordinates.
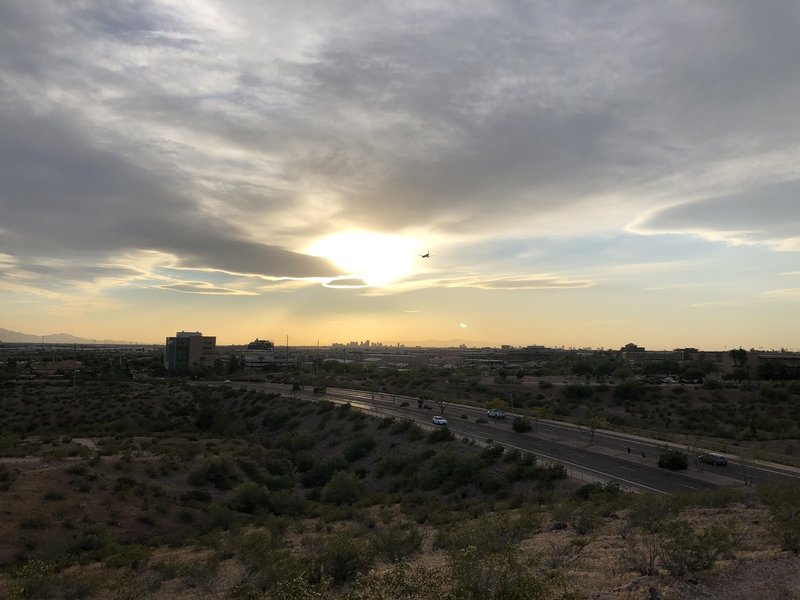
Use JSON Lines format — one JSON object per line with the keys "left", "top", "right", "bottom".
{"left": 420, "top": 251, "right": 430, "bottom": 258}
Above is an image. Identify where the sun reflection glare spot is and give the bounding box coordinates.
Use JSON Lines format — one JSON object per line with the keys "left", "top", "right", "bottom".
{"left": 307, "top": 231, "right": 418, "bottom": 286}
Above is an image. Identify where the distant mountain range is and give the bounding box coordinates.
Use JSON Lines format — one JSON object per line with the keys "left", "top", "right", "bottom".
{"left": 0, "top": 327, "right": 486, "bottom": 348}
{"left": 0, "top": 327, "right": 140, "bottom": 345}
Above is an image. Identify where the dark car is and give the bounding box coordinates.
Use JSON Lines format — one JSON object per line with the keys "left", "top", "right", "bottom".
{"left": 698, "top": 452, "right": 728, "bottom": 466}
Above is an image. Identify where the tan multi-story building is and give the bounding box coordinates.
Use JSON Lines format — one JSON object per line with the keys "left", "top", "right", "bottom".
{"left": 164, "top": 331, "right": 216, "bottom": 370}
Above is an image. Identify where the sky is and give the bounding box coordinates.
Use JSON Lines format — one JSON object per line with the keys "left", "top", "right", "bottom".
{"left": 1, "top": 1, "right": 800, "bottom": 349}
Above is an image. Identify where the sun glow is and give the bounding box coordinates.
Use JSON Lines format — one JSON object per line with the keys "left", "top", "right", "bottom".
{"left": 307, "top": 231, "right": 419, "bottom": 286}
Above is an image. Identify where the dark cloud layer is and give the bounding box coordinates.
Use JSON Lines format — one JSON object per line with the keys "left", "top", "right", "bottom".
{"left": 0, "top": 104, "right": 337, "bottom": 279}
{"left": 638, "top": 180, "right": 800, "bottom": 245}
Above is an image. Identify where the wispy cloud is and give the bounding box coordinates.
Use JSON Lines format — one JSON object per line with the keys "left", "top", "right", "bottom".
{"left": 359, "top": 272, "right": 593, "bottom": 295}
{"left": 465, "top": 275, "right": 593, "bottom": 290}
{"left": 760, "top": 288, "right": 800, "bottom": 300}
{"left": 322, "top": 278, "right": 371, "bottom": 289}
{"left": 608, "top": 260, "right": 708, "bottom": 274}
{"left": 156, "top": 281, "right": 258, "bottom": 295}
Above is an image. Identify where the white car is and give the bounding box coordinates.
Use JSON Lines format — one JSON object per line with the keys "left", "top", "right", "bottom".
{"left": 432, "top": 416, "right": 448, "bottom": 426}
{"left": 487, "top": 409, "right": 507, "bottom": 419}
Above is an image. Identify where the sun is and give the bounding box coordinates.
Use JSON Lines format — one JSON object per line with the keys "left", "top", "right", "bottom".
{"left": 307, "top": 231, "right": 418, "bottom": 286}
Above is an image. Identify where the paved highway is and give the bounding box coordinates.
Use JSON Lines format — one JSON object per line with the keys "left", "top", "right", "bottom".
{"left": 207, "top": 381, "right": 799, "bottom": 495}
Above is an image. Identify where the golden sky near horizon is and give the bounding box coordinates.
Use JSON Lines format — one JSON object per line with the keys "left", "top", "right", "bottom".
{"left": 1, "top": 2, "right": 800, "bottom": 350}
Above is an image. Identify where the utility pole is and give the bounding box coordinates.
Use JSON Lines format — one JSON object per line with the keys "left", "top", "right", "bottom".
{"left": 73, "top": 369, "right": 80, "bottom": 404}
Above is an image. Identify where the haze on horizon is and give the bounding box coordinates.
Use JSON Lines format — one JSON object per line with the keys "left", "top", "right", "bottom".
{"left": 1, "top": 2, "right": 800, "bottom": 350}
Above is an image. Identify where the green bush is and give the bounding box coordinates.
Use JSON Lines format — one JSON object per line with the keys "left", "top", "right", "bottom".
{"left": 197, "top": 504, "right": 246, "bottom": 534}
{"left": 449, "top": 545, "right": 561, "bottom": 600}
{"left": 302, "top": 455, "right": 348, "bottom": 488}
{"left": 539, "top": 464, "right": 568, "bottom": 482}
{"left": 480, "top": 444, "right": 505, "bottom": 463}
{"left": 309, "top": 533, "right": 374, "bottom": 585}
{"left": 371, "top": 523, "right": 424, "bottom": 561}
{"left": 573, "top": 481, "right": 624, "bottom": 504}
{"left": 188, "top": 454, "right": 243, "bottom": 490}
{"left": 562, "top": 385, "right": 593, "bottom": 400}
{"left": 180, "top": 489, "right": 212, "bottom": 505}
{"left": 291, "top": 450, "right": 315, "bottom": 473}
{"left": 389, "top": 419, "right": 414, "bottom": 435}
{"left": 427, "top": 427, "right": 455, "bottom": 444}
{"left": 66, "top": 463, "right": 89, "bottom": 476}
{"left": 68, "top": 525, "right": 114, "bottom": 562}
{"left": 233, "top": 529, "right": 297, "bottom": 592}
{"left": 226, "top": 482, "right": 272, "bottom": 514}
{"left": 418, "top": 451, "right": 481, "bottom": 491}
{"left": 0, "top": 463, "right": 16, "bottom": 491}
{"left": 435, "top": 510, "right": 539, "bottom": 555}
{"left": 105, "top": 544, "right": 151, "bottom": 570}
{"left": 321, "top": 471, "right": 366, "bottom": 505}
{"left": 658, "top": 449, "right": 688, "bottom": 470}
{"left": 758, "top": 481, "right": 800, "bottom": 553}
{"left": 614, "top": 381, "right": 644, "bottom": 402}
{"left": 236, "top": 457, "right": 267, "bottom": 484}
{"left": 342, "top": 561, "right": 446, "bottom": 600}
{"left": 274, "top": 431, "right": 318, "bottom": 452}
{"left": 512, "top": 417, "right": 532, "bottom": 433}
{"left": 344, "top": 434, "right": 377, "bottom": 462}
{"left": 689, "top": 487, "right": 743, "bottom": 509}
{"left": 8, "top": 559, "right": 56, "bottom": 598}
{"left": 262, "top": 408, "right": 293, "bottom": 431}
{"left": 656, "top": 518, "right": 738, "bottom": 575}
{"left": 573, "top": 506, "right": 602, "bottom": 535}
{"left": 336, "top": 403, "right": 353, "bottom": 418}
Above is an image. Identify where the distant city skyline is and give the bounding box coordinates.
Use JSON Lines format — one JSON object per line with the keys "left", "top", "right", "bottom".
{"left": 2, "top": 325, "right": 798, "bottom": 354}
{"left": 2, "top": 3, "right": 800, "bottom": 349}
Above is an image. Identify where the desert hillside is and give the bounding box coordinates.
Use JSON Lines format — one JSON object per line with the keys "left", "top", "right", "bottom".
{"left": 1, "top": 380, "right": 799, "bottom": 599}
